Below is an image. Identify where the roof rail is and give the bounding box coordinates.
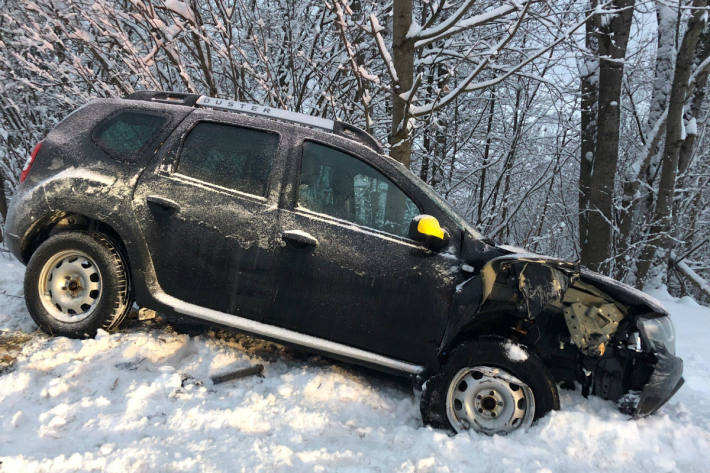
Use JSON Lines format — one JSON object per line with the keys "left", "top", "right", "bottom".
{"left": 196, "top": 96, "right": 334, "bottom": 131}
{"left": 125, "top": 91, "right": 384, "bottom": 153}
{"left": 126, "top": 90, "right": 201, "bottom": 106}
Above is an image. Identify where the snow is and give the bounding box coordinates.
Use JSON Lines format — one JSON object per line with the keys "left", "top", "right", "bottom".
{"left": 594, "top": 3, "right": 617, "bottom": 28}
{"left": 686, "top": 117, "right": 697, "bottom": 136}
{"left": 681, "top": 116, "right": 687, "bottom": 141}
{"left": 502, "top": 341, "right": 528, "bottom": 362}
{"left": 405, "top": 21, "right": 422, "bottom": 40}
{"left": 2, "top": 253, "right": 710, "bottom": 472}
{"left": 164, "top": 0, "right": 196, "bottom": 24}
{"left": 357, "top": 65, "right": 380, "bottom": 84}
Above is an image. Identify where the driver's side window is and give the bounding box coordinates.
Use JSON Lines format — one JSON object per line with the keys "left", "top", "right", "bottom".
{"left": 297, "top": 141, "right": 419, "bottom": 238}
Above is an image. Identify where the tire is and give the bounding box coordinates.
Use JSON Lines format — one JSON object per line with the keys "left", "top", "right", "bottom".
{"left": 24, "top": 231, "right": 132, "bottom": 338}
{"left": 420, "top": 337, "right": 559, "bottom": 435}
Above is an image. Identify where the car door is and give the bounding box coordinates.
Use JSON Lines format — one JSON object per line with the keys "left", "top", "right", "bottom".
{"left": 266, "top": 139, "right": 456, "bottom": 364}
{"left": 133, "top": 111, "right": 286, "bottom": 318}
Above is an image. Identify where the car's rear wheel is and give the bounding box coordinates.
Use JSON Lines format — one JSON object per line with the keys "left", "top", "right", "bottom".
{"left": 420, "top": 338, "right": 559, "bottom": 435}
{"left": 24, "top": 231, "right": 132, "bottom": 338}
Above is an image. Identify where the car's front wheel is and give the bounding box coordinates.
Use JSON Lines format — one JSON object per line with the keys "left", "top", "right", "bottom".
{"left": 24, "top": 231, "right": 132, "bottom": 338}
{"left": 420, "top": 338, "right": 559, "bottom": 435}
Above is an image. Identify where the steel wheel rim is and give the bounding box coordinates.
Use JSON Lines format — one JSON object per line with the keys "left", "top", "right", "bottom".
{"left": 445, "top": 366, "right": 535, "bottom": 434}
{"left": 37, "top": 249, "right": 103, "bottom": 323}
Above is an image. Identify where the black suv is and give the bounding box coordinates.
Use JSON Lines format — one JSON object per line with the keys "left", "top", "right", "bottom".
{"left": 4, "top": 91, "right": 683, "bottom": 434}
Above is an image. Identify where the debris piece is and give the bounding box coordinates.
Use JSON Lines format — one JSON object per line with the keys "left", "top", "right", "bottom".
{"left": 181, "top": 374, "right": 203, "bottom": 388}
{"left": 211, "top": 364, "right": 264, "bottom": 384}
{"left": 138, "top": 308, "right": 159, "bottom": 321}
{"left": 115, "top": 358, "right": 145, "bottom": 370}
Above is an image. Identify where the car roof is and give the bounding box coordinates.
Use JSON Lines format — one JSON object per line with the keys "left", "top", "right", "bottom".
{"left": 124, "top": 90, "right": 383, "bottom": 154}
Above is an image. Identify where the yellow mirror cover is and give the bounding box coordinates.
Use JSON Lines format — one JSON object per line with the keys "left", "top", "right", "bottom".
{"left": 417, "top": 215, "right": 444, "bottom": 240}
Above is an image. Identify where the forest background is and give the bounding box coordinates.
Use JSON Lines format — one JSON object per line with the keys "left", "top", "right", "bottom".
{"left": 1, "top": 0, "right": 708, "bottom": 300}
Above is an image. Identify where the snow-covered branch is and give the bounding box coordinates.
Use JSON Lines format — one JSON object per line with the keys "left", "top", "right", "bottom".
{"left": 412, "top": 1, "right": 525, "bottom": 50}
{"left": 408, "top": 0, "right": 591, "bottom": 117}
{"left": 369, "top": 15, "right": 399, "bottom": 85}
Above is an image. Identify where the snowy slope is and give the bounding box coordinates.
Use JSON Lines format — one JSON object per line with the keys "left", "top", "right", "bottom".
{"left": 1, "top": 251, "right": 709, "bottom": 473}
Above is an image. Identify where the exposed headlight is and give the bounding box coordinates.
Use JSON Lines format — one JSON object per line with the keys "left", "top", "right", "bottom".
{"left": 637, "top": 316, "right": 676, "bottom": 355}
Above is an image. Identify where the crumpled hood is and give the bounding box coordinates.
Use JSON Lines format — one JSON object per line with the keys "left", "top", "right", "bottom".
{"left": 492, "top": 245, "right": 669, "bottom": 316}
{"left": 577, "top": 268, "right": 668, "bottom": 315}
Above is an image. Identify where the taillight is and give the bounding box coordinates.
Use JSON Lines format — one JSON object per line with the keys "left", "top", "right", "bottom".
{"left": 20, "top": 142, "right": 42, "bottom": 183}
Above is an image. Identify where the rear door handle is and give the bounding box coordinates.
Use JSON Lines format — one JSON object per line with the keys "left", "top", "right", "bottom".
{"left": 146, "top": 195, "right": 180, "bottom": 213}
{"left": 282, "top": 230, "right": 318, "bottom": 247}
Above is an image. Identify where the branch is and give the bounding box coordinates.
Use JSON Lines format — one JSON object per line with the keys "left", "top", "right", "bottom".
{"left": 676, "top": 238, "right": 709, "bottom": 264}
{"left": 421, "top": 0, "right": 447, "bottom": 31}
{"left": 410, "top": 6, "right": 595, "bottom": 117}
{"left": 411, "top": 0, "right": 478, "bottom": 40}
{"left": 394, "top": 73, "right": 423, "bottom": 136}
{"left": 369, "top": 14, "right": 398, "bottom": 84}
{"left": 409, "top": 0, "right": 533, "bottom": 117}
{"left": 331, "top": 0, "right": 374, "bottom": 130}
{"left": 671, "top": 258, "right": 710, "bottom": 299}
{"left": 413, "top": 1, "right": 525, "bottom": 49}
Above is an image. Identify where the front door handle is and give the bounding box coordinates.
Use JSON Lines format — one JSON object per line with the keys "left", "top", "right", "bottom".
{"left": 146, "top": 195, "right": 180, "bottom": 213}
{"left": 282, "top": 230, "right": 318, "bottom": 248}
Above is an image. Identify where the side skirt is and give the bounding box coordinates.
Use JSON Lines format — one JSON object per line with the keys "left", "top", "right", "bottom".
{"left": 154, "top": 291, "right": 424, "bottom": 375}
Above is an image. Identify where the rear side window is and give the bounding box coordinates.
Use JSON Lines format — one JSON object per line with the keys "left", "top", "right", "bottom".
{"left": 95, "top": 111, "right": 165, "bottom": 156}
{"left": 176, "top": 122, "right": 279, "bottom": 197}
{"left": 298, "top": 141, "right": 420, "bottom": 238}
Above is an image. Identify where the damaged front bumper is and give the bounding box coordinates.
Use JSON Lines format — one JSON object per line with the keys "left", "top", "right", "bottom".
{"left": 599, "top": 323, "right": 683, "bottom": 418}
{"left": 633, "top": 313, "right": 684, "bottom": 416}
{"left": 632, "top": 346, "right": 684, "bottom": 417}
{"left": 472, "top": 251, "right": 685, "bottom": 418}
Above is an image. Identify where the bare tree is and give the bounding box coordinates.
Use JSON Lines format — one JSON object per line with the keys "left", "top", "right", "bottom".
{"left": 334, "top": 0, "right": 586, "bottom": 167}
{"left": 578, "top": 0, "right": 635, "bottom": 273}
{"left": 635, "top": 0, "right": 709, "bottom": 287}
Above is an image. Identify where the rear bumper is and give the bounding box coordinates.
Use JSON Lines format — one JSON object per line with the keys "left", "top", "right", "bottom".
{"left": 4, "top": 231, "right": 22, "bottom": 258}
{"left": 3, "top": 182, "right": 50, "bottom": 263}
{"left": 634, "top": 348, "right": 684, "bottom": 417}
{"left": 3, "top": 192, "right": 24, "bottom": 260}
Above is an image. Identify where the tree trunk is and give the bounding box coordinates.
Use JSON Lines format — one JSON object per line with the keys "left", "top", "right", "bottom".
{"left": 636, "top": 0, "right": 708, "bottom": 288}
{"left": 579, "top": 0, "right": 635, "bottom": 273}
{"left": 390, "top": 0, "right": 415, "bottom": 168}
{"left": 677, "top": 28, "right": 710, "bottom": 177}
{"left": 0, "top": 172, "right": 7, "bottom": 238}
{"left": 647, "top": 1, "right": 677, "bottom": 131}
{"left": 420, "top": 63, "right": 436, "bottom": 182}
{"left": 477, "top": 90, "right": 495, "bottom": 225}
{"left": 578, "top": 0, "right": 599, "bottom": 269}
{"left": 615, "top": 1, "right": 678, "bottom": 280}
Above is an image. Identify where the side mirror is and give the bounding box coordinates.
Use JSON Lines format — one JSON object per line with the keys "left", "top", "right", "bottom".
{"left": 408, "top": 215, "right": 450, "bottom": 251}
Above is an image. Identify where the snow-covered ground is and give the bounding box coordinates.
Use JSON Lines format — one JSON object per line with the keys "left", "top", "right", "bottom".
{"left": 1, "top": 250, "right": 709, "bottom": 473}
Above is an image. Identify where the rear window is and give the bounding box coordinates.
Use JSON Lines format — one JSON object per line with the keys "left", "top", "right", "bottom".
{"left": 94, "top": 111, "right": 165, "bottom": 157}
{"left": 176, "top": 122, "right": 279, "bottom": 197}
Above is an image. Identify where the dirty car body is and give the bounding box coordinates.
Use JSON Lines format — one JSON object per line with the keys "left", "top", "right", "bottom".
{"left": 4, "top": 91, "right": 682, "bottom": 431}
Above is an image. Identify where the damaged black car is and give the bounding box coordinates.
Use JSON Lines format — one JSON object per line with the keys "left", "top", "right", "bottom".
{"left": 4, "top": 91, "right": 683, "bottom": 435}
